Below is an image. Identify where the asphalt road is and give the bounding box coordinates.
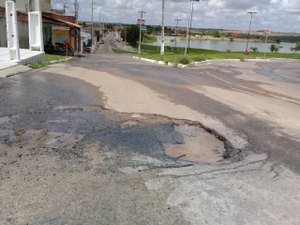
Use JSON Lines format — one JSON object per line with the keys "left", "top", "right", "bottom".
{"left": 92, "top": 33, "right": 300, "bottom": 173}
{"left": 0, "top": 33, "right": 299, "bottom": 225}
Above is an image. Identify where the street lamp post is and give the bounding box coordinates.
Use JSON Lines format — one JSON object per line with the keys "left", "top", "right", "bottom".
{"left": 245, "top": 11, "right": 257, "bottom": 54}
{"left": 138, "top": 11, "right": 146, "bottom": 54}
{"left": 160, "top": 0, "right": 165, "bottom": 55}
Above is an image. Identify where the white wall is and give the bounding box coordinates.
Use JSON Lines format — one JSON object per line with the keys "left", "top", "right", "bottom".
{"left": 0, "top": 17, "right": 29, "bottom": 48}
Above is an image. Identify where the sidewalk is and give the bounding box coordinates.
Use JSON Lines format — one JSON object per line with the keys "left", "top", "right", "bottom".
{"left": 0, "top": 47, "right": 44, "bottom": 71}
{"left": 0, "top": 64, "right": 31, "bottom": 78}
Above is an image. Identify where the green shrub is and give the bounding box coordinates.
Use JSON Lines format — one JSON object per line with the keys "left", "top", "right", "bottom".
{"left": 193, "top": 55, "right": 206, "bottom": 62}
{"left": 178, "top": 56, "right": 191, "bottom": 64}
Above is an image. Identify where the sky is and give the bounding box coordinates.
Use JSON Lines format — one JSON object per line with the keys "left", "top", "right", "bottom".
{"left": 51, "top": 0, "right": 300, "bottom": 32}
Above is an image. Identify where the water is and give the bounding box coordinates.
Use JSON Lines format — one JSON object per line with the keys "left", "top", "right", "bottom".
{"left": 149, "top": 37, "right": 298, "bottom": 54}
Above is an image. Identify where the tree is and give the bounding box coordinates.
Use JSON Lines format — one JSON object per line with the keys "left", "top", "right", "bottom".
{"left": 270, "top": 44, "right": 279, "bottom": 53}
{"left": 290, "top": 47, "right": 296, "bottom": 53}
{"left": 211, "top": 30, "right": 221, "bottom": 38}
{"left": 250, "top": 47, "right": 258, "bottom": 52}
{"left": 294, "top": 42, "right": 300, "bottom": 52}
{"left": 121, "top": 25, "right": 141, "bottom": 47}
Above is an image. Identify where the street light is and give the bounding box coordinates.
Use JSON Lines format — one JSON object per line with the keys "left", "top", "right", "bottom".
{"left": 160, "top": 0, "right": 165, "bottom": 55}
{"left": 245, "top": 11, "right": 257, "bottom": 54}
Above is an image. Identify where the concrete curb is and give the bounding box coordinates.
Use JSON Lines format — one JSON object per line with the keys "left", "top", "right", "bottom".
{"left": 0, "top": 57, "right": 73, "bottom": 79}
{"left": 133, "top": 56, "right": 298, "bottom": 68}
{"left": 48, "top": 57, "right": 72, "bottom": 65}
{"left": 191, "top": 58, "right": 299, "bottom": 66}
{"left": 133, "top": 56, "right": 188, "bottom": 68}
{"left": 0, "top": 65, "right": 32, "bottom": 78}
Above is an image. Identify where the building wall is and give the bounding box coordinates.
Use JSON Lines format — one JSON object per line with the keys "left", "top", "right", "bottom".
{"left": 0, "top": 18, "right": 29, "bottom": 48}
{"left": 52, "top": 28, "right": 76, "bottom": 50}
{"left": 0, "top": 0, "right": 51, "bottom": 12}
{"left": 0, "top": 17, "right": 6, "bottom": 47}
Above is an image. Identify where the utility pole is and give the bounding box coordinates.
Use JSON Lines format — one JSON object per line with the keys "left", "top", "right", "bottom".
{"left": 74, "top": 0, "right": 79, "bottom": 23}
{"left": 160, "top": 0, "right": 165, "bottom": 55}
{"left": 138, "top": 10, "right": 146, "bottom": 54}
{"left": 188, "top": 0, "right": 196, "bottom": 49}
{"left": 99, "top": 12, "right": 102, "bottom": 42}
{"left": 125, "top": 28, "right": 127, "bottom": 47}
{"left": 91, "top": 0, "right": 94, "bottom": 47}
{"left": 184, "top": 0, "right": 207, "bottom": 56}
{"left": 103, "top": 15, "right": 106, "bottom": 38}
{"left": 184, "top": 0, "right": 193, "bottom": 57}
{"left": 264, "top": 29, "right": 270, "bottom": 58}
{"left": 174, "top": 19, "right": 181, "bottom": 48}
{"left": 245, "top": 11, "right": 257, "bottom": 54}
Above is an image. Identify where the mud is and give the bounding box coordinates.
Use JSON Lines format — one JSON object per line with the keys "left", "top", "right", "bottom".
{"left": 165, "top": 124, "right": 225, "bottom": 163}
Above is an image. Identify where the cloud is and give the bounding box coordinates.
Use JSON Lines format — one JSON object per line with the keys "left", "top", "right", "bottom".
{"left": 51, "top": 0, "right": 300, "bottom": 32}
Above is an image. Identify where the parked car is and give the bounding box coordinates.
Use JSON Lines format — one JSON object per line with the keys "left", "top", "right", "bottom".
{"left": 83, "top": 46, "right": 92, "bottom": 53}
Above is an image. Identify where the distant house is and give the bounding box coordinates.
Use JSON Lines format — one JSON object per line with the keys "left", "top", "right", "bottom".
{"left": 0, "top": 0, "right": 81, "bottom": 55}
{"left": 43, "top": 12, "right": 81, "bottom": 55}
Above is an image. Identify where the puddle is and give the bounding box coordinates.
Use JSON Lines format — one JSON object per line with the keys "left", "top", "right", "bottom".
{"left": 164, "top": 125, "right": 225, "bottom": 163}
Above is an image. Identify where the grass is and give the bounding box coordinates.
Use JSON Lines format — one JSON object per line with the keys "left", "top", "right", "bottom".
{"left": 143, "top": 35, "right": 157, "bottom": 43}
{"left": 111, "top": 48, "right": 134, "bottom": 54}
{"left": 136, "top": 44, "right": 300, "bottom": 64}
{"left": 29, "top": 54, "right": 69, "bottom": 69}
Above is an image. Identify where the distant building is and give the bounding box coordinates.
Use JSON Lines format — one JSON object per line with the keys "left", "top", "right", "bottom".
{"left": 0, "top": 0, "right": 81, "bottom": 55}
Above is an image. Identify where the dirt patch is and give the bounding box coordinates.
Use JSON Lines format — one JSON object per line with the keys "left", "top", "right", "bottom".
{"left": 164, "top": 125, "right": 225, "bottom": 163}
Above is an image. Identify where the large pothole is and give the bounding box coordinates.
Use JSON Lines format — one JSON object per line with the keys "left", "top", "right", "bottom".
{"left": 164, "top": 124, "right": 225, "bottom": 163}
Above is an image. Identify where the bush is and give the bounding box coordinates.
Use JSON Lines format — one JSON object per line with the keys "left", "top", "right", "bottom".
{"left": 270, "top": 44, "right": 281, "bottom": 53}
{"left": 193, "top": 55, "right": 206, "bottom": 62}
{"left": 250, "top": 47, "right": 258, "bottom": 52}
{"left": 178, "top": 56, "right": 191, "bottom": 64}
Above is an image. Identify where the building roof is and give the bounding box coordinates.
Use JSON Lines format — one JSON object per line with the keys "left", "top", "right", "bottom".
{"left": 43, "top": 15, "right": 81, "bottom": 29}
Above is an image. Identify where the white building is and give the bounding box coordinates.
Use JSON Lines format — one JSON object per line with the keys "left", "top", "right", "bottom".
{"left": 0, "top": 0, "right": 44, "bottom": 70}
{"left": 0, "top": 0, "right": 51, "bottom": 12}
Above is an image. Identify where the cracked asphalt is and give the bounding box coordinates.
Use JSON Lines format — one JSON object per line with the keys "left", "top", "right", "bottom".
{"left": 0, "top": 33, "right": 300, "bottom": 225}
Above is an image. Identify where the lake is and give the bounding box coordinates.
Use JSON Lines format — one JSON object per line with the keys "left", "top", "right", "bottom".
{"left": 149, "top": 37, "right": 298, "bottom": 54}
